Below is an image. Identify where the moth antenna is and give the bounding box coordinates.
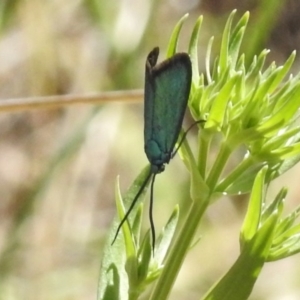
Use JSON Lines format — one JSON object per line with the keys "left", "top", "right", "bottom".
{"left": 149, "top": 173, "right": 157, "bottom": 254}
{"left": 172, "top": 120, "right": 206, "bottom": 158}
{"left": 112, "top": 168, "right": 153, "bottom": 245}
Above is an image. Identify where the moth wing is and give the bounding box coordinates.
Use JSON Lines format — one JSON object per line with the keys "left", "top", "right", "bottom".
{"left": 144, "top": 51, "right": 192, "bottom": 164}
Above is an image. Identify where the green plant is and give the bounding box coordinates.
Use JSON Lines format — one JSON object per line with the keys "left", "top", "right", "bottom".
{"left": 99, "top": 10, "right": 300, "bottom": 300}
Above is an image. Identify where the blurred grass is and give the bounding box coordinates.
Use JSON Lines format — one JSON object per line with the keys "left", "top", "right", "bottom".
{"left": 0, "top": 1, "right": 299, "bottom": 300}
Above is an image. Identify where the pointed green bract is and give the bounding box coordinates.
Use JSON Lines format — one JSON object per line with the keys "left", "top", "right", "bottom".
{"left": 166, "top": 14, "right": 189, "bottom": 58}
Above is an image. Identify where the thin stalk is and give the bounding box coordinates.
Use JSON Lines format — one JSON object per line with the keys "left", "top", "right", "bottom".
{"left": 206, "top": 141, "right": 232, "bottom": 189}
{"left": 215, "top": 156, "right": 254, "bottom": 192}
{"left": 150, "top": 194, "right": 210, "bottom": 300}
{"left": 0, "top": 89, "right": 143, "bottom": 112}
{"left": 198, "top": 129, "right": 211, "bottom": 178}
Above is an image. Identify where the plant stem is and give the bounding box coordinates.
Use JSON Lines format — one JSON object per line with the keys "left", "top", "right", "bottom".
{"left": 150, "top": 194, "right": 210, "bottom": 300}
{"left": 206, "top": 141, "right": 232, "bottom": 189}
{"left": 0, "top": 89, "right": 143, "bottom": 112}
{"left": 198, "top": 129, "right": 211, "bottom": 178}
{"left": 215, "top": 156, "right": 254, "bottom": 192}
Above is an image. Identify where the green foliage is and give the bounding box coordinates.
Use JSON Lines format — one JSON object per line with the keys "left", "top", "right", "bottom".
{"left": 0, "top": 0, "right": 20, "bottom": 30}
{"left": 99, "top": 10, "right": 300, "bottom": 300}
{"left": 99, "top": 167, "right": 179, "bottom": 300}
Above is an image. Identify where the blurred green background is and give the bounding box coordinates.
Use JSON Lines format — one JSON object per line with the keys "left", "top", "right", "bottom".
{"left": 0, "top": 0, "right": 300, "bottom": 299}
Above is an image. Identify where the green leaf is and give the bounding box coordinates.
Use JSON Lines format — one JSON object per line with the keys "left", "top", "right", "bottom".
{"left": 131, "top": 204, "right": 144, "bottom": 249}
{"left": 115, "top": 179, "right": 136, "bottom": 258}
{"left": 177, "top": 126, "right": 210, "bottom": 200}
{"left": 262, "top": 127, "right": 300, "bottom": 153}
{"left": 257, "top": 83, "right": 300, "bottom": 136}
{"left": 240, "top": 166, "right": 267, "bottom": 244}
{"left": 276, "top": 151, "right": 300, "bottom": 177}
{"left": 225, "top": 165, "right": 266, "bottom": 195}
{"left": 269, "top": 235, "right": 300, "bottom": 261}
{"left": 98, "top": 166, "right": 151, "bottom": 300}
{"left": 137, "top": 230, "right": 152, "bottom": 284}
{"left": 188, "top": 15, "right": 203, "bottom": 85}
{"left": 126, "top": 255, "right": 139, "bottom": 291}
{"left": 261, "top": 188, "right": 286, "bottom": 223}
{"left": 228, "top": 12, "right": 249, "bottom": 67}
{"left": 246, "top": 50, "right": 270, "bottom": 80}
{"left": 272, "top": 223, "right": 300, "bottom": 247}
{"left": 219, "top": 10, "right": 237, "bottom": 74}
{"left": 274, "top": 205, "right": 300, "bottom": 237}
{"left": 166, "top": 14, "right": 189, "bottom": 58}
{"left": 153, "top": 205, "right": 180, "bottom": 268}
{"left": 205, "top": 36, "right": 214, "bottom": 84}
{"left": 98, "top": 177, "right": 129, "bottom": 300}
{"left": 206, "top": 72, "right": 242, "bottom": 130}
{"left": 266, "top": 51, "right": 296, "bottom": 94}
{"left": 203, "top": 208, "right": 279, "bottom": 300}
